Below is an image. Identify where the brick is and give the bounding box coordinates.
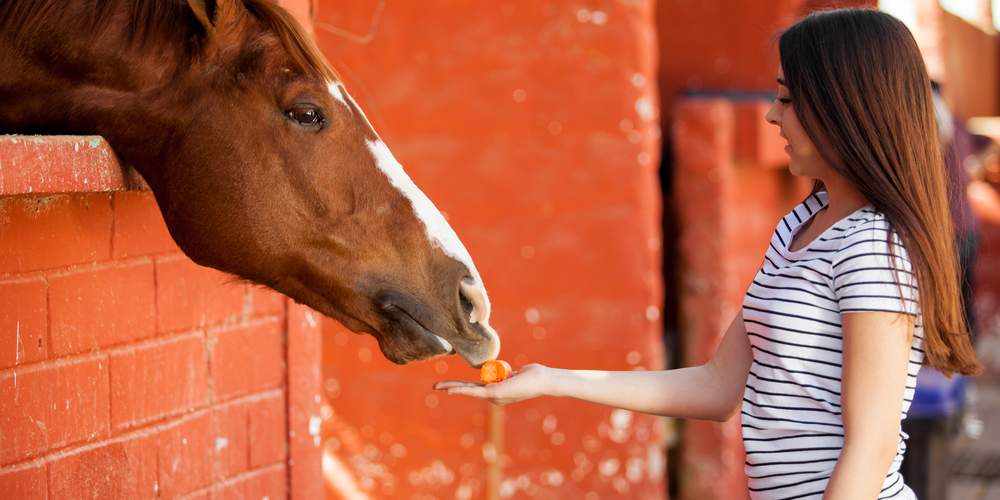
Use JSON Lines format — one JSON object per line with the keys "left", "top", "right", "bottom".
{"left": 109, "top": 334, "right": 208, "bottom": 430}
{"left": 0, "top": 136, "right": 128, "bottom": 196}
{"left": 0, "top": 462, "right": 47, "bottom": 500}
{"left": 0, "top": 355, "right": 110, "bottom": 464}
{"left": 112, "top": 191, "right": 178, "bottom": 258}
{"left": 156, "top": 258, "right": 245, "bottom": 333}
{"left": 49, "top": 262, "right": 156, "bottom": 356}
{"left": 158, "top": 412, "right": 213, "bottom": 498}
{"left": 211, "top": 465, "right": 287, "bottom": 500}
{"left": 243, "top": 465, "right": 287, "bottom": 499}
{"left": 48, "top": 432, "right": 157, "bottom": 499}
{"left": 286, "top": 304, "right": 322, "bottom": 500}
{"left": 213, "top": 403, "right": 249, "bottom": 480}
{"left": 248, "top": 394, "right": 287, "bottom": 467}
{"left": 209, "top": 321, "right": 284, "bottom": 401}
{"left": 0, "top": 279, "right": 47, "bottom": 369}
{"left": 247, "top": 287, "right": 285, "bottom": 318}
{"left": 0, "top": 194, "right": 113, "bottom": 274}
{"left": 211, "top": 481, "right": 245, "bottom": 500}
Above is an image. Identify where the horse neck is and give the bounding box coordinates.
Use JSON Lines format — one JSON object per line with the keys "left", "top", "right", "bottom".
{"left": 0, "top": 4, "right": 200, "bottom": 185}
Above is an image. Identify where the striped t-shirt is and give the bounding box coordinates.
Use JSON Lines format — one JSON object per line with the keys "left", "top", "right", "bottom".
{"left": 741, "top": 191, "right": 923, "bottom": 500}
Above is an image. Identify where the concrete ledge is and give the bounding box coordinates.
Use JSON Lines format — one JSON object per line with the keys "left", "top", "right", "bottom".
{"left": 0, "top": 135, "right": 146, "bottom": 196}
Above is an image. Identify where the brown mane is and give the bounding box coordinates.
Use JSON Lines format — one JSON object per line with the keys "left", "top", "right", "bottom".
{"left": 0, "top": 0, "right": 335, "bottom": 80}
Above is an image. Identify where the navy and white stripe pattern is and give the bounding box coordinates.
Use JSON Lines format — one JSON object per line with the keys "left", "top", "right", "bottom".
{"left": 742, "top": 191, "right": 923, "bottom": 499}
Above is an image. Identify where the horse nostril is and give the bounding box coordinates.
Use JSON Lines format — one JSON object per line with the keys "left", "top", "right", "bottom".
{"left": 458, "top": 277, "right": 490, "bottom": 325}
{"left": 459, "top": 288, "right": 474, "bottom": 319}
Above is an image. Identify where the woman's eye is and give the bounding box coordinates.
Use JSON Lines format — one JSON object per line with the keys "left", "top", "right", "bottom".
{"left": 285, "top": 104, "right": 325, "bottom": 128}
{"left": 778, "top": 97, "right": 792, "bottom": 105}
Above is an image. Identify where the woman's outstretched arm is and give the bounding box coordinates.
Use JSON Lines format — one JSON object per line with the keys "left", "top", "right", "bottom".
{"left": 435, "top": 315, "right": 752, "bottom": 422}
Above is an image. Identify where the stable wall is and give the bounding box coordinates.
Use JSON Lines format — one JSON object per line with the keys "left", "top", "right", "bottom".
{"left": 313, "top": 1, "right": 666, "bottom": 499}
{"left": 0, "top": 1, "right": 325, "bottom": 498}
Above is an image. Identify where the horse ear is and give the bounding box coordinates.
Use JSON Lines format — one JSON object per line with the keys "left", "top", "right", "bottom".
{"left": 187, "top": 0, "right": 219, "bottom": 32}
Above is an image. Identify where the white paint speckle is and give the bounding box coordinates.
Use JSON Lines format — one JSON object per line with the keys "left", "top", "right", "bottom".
{"left": 591, "top": 10, "right": 608, "bottom": 25}
{"left": 309, "top": 416, "right": 321, "bottom": 436}
{"left": 524, "top": 308, "right": 541, "bottom": 324}
{"left": 611, "top": 409, "right": 633, "bottom": 430}
{"left": 635, "top": 96, "right": 655, "bottom": 122}
{"left": 626, "top": 351, "right": 641, "bottom": 365}
{"left": 482, "top": 443, "right": 498, "bottom": 463}
{"left": 512, "top": 89, "right": 527, "bottom": 103}
{"left": 324, "top": 378, "right": 341, "bottom": 398}
{"left": 543, "top": 470, "right": 564, "bottom": 487}
{"left": 14, "top": 321, "right": 21, "bottom": 364}
{"left": 305, "top": 311, "right": 318, "bottom": 329}
{"left": 637, "top": 151, "right": 652, "bottom": 166}
{"left": 631, "top": 73, "right": 646, "bottom": 88}
{"left": 645, "top": 305, "right": 660, "bottom": 321}
{"left": 215, "top": 437, "right": 229, "bottom": 451}
{"left": 542, "top": 415, "right": 558, "bottom": 434}
{"left": 626, "top": 457, "right": 644, "bottom": 483}
{"left": 613, "top": 476, "right": 629, "bottom": 493}
{"left": 599, "top": 458, "right": 620, "bottom": 477}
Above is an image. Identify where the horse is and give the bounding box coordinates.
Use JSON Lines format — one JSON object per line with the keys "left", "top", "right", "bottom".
{"left": 0, "top": 0, "right": 500, "bottom": 366}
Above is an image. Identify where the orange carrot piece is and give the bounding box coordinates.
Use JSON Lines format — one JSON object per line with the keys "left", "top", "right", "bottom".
{"left": 480, "top": 359, "right": 512, "bottom": 384}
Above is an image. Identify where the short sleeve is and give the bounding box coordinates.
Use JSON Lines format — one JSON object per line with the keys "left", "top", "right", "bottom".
{"left": 831, "top": 224, "right": 919, "bottom": 316}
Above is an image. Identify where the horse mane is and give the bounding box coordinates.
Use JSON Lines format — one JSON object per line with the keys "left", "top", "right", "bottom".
{"left": 243, "top": 0, "right": 335, "bottom": 81}
{"left": 0, "top": 0, "right": 335, "bottom": 81}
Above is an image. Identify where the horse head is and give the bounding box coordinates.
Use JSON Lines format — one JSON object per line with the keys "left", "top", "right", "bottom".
{"left": 0, "top": 0, "right": 500, "bottom": 366}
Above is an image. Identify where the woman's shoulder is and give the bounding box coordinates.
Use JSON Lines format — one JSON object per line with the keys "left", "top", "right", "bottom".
{"left": 831, "top": 206, "right": 913, "bottom": 273}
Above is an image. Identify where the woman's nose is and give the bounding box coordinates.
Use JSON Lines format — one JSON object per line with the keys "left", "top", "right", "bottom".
{"left": 765, "top": 104, "right": 781, "bottom": 126}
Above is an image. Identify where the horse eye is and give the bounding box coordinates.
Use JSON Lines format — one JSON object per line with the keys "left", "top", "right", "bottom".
{"left": 285, "top": 104, "right": 325, "bottom": 128}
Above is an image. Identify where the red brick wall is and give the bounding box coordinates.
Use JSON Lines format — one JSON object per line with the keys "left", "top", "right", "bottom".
{"left": 0, "top": 189, "right": 292, "bottom": 499}
{"left": 1, "top": 2, "right": 322, "bottom": 497}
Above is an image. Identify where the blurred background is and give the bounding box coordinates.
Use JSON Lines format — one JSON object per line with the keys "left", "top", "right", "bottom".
{"left": 310, "top": 0, "right": 1000, "bottom": 499}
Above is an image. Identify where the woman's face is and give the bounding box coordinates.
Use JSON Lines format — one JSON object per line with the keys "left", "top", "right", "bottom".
{"left": 766, "top": 66, "right": 831, "bottom": 179}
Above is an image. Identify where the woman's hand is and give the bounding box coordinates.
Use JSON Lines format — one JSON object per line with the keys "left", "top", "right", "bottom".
{"left": 433, "top": 363, "right": 552, "bottom": 405}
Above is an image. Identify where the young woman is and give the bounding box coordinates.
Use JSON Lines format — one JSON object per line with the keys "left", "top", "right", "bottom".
{"left": 435, "top": 8, "right": 982, "bottom": 499}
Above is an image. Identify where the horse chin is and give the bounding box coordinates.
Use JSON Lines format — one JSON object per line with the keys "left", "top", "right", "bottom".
{"left": 374, "top": 323, "right": 455, "bottom": 365}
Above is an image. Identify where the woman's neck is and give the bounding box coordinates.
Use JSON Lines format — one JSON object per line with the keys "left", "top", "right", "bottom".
{"left": 821, "top": 175, "right": 870, "bottom": 219}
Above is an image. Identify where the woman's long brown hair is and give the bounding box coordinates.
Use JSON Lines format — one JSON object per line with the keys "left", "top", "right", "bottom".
{"left": 779, "top": 9, "right": 981, "bottom": 375}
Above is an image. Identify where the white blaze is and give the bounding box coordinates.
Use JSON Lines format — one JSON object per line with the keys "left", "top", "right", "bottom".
{"left": 327, "top": 82, "right": 348, "bottom": 107}
{"left": 328, "top": 81, "right": 493, "bottom": 325}
{"left": 365, "top": 139, "right": 488, "bottom": 304}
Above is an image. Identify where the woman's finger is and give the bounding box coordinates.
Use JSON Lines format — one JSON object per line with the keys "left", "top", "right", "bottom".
{"left": 446, "top": 386, "right": 492, "bottom": 398}
{"left": 433, "top": 380, "right": 483, "bottom": 390}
